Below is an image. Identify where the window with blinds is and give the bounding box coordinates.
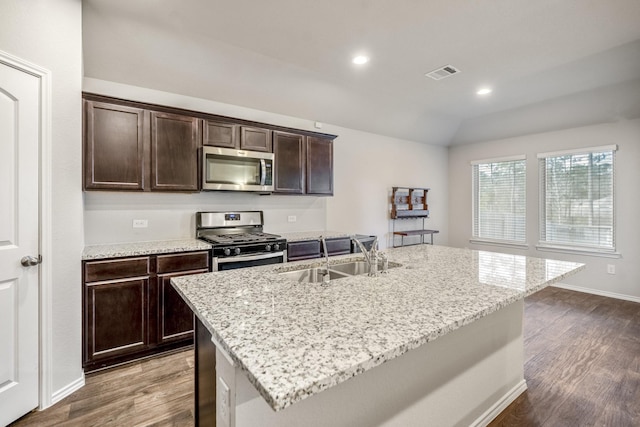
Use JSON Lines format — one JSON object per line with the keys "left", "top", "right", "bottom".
{"left": 538, "top": 145, "right": 616, "bottom": 253}
{"left": 472, "top": 156, "right": 526, "bottom": 244}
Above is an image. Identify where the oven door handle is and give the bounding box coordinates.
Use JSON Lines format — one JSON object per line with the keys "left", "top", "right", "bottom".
{"left": 216, "top": 251, "right": 284, "bottom": 264}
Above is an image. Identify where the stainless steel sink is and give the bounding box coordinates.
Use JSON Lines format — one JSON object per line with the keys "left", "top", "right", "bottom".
{"left": 278, "top": 267, "right": 350, "bottom": 283}
{"left": 330, "top": 260, "right": 402, "bottom": 276}
{"left": 278, "top": 260, "right": 402, "bottom": 283}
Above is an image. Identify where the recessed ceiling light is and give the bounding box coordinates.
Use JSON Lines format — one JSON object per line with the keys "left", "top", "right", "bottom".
{"left": 477, "top": 88, "right": 492, "bottom": 95}
{"left": 352, "top": 55, "right": 369, "bottom": 65}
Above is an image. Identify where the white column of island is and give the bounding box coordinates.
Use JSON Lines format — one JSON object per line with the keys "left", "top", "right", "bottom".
{"left": 172, "top": 244, "right": 584, "bottom": 427}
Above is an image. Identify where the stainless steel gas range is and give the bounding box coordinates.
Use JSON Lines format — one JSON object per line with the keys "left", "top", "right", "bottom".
{"left": 195, "top": 211, "right": 287, "bottom": 271}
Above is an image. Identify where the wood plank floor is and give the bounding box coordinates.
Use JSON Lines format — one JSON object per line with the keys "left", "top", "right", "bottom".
{"left": 490, "top": 287, "right": 640, "bottom": 426}
{"left": 10, "top": 287, "right": 640, "bottom": 427}
{"left": 10, "top": 349, "right": 196, "bottom": 427}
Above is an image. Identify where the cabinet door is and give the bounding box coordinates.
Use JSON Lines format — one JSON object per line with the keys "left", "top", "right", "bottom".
{"left": 203, "top": 120, "right": 236, "bottom": 148}
{"left": 323, "top": 237, "right": 351, "bottom": 256}
{"left": 84, "top": 277, "right": 150, "bottom": 364}
{"left": 306, "top": 136, "right": 334, "bottom": 195}
{"left": 287, "top": 240, "right": 321, "bottom": 261}
{"left": 273, "top": 131, "right": 305, "bottom": 194}
{"left": 240, "top": 126, "right": 272, "bottom": 152}
{"left": 157, "top": 269, "right": 207, "bottom": 345}
{"left": 150, "top": 111, "right": 200, "bottom": 191}
{"left": 84, "top": 100, "right": 146, "bottom": 191}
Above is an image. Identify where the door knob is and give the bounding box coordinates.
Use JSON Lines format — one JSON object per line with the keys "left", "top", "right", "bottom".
{"left": 21, "top": 255, "right": 42, "bottom": 267}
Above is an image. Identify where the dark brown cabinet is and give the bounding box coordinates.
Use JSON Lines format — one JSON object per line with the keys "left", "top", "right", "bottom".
{"left": 83, "top": 93, "right": 337, "bottom": 195}
{"left": 286, "top": 240, "right": 321, "bottom": 261}
{"left": 83, "top": 257, "right": 151, "bottom": 369}
{"left": 322, "top": 237, "right": 351, "bottom": 256}
{"left": 273, "top": 132, "right": 334, "bottom": 195}
{"left": 150, "top": 112, "right": 200, "bottom": 191}
{"left": 84, "top": 101, "right": 146, "bottom": 191}
{"left": 273, "top": 131, "right": 306, "bottom": 193}
{"left": 155, "top": 252, "right": 209, "bottom": 345}
{"left": 240, "top": 126, "right": 272, "bottom": 152}
{"left": 306, "top": 136, "right": 333, "bottom": 195}
{"left": 203, "top": 121, "right": 272, "bottom": 152}
{"left": 203, "top": 120, "right": 236, "bottom": 149}
{"left": 83, "top": 96, "right": 201, "bottom": 192}
{"left": 287, "top": 236, "right": 351, "bottom": 261}
{"left": 83, "top": 250, "right": 210, "bottom": 372}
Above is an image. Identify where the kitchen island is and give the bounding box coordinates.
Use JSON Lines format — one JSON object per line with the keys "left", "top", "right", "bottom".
{"left": 172, "top": 245, "right": 584, "bottom": 427}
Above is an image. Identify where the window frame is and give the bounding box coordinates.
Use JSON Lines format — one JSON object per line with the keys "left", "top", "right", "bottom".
{"left": 470, "top": 155, "right": 528, "bottom": 249}
{"left": 537, "top": 145, "right": 619, "bottom": 258}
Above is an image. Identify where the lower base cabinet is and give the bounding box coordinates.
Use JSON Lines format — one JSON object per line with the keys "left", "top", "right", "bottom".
{"left": 83, "top": 250, "right": 209, "bottom": 372}
{"left": 286, "top": 236, "right": 352, "bottom": 261}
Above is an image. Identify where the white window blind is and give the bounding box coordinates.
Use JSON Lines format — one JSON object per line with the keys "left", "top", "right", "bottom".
{"left": 538, "top": 146, "right": 616, "bottom": 252}
{"left": 472, "top": 157, "right": 526, "bottom": 244}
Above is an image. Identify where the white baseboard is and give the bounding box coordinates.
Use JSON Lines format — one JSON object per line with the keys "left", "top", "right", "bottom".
{"left": 552, "top": 283, "right": 640, "bottom": 303}
{"left": 470, "top": 379, "right": 528, "bottom": 427}
{"left": 50, "top": 374, "right": 85, "bottom": 406}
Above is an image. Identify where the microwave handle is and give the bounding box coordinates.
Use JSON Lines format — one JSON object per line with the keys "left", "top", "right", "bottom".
{"left": 260, "top": 159, "right": 266, "bottom": 186}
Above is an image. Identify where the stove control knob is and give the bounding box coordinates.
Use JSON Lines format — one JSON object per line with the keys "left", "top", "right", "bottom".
{"left": 223, "top": 248, "right": 231, "bottom": 256}
{"left": 234, "top": 247, "right": 241, "bottom": 255}
{"left": 265, "top": 244, "right": 272, "bottom": 252}
{"left": 273, "top": 243, "right": 280, "bottom": 251}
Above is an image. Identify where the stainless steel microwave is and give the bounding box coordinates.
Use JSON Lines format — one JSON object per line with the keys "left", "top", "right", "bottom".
{"left": 202, "top": 146, "right": 274, "bottom": 192}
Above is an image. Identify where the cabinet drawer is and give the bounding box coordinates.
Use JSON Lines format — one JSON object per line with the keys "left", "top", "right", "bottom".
{"left": 156, "top": 251, "right": 210, "bottom": 274}
{"left": 287, "top": 240, "right": 321, "bottom": 261}
{"left": 84, "top": 257, "right": 150, "bottom": 282}
{"left": 324, "top": 237, "right": 351, "bottom": 256}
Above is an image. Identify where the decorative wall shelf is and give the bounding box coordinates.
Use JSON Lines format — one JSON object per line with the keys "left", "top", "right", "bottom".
{"left": 390, "top": 187, "right": 439, "bottom": 247}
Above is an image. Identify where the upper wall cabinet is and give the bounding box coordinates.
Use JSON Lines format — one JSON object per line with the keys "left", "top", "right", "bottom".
{"left": 273, "top": 132, "right": 334, "bottom": 195}
{"left": 203, "top": 120, "right": 236, "bottom": 149}
{"left": 204, "top": 121, "right": 272, "bottom": 152}
{"left": 240, "top": 126, "right": 272, "bottom": 152}
{"left": 83, "top": 96, "right": 201, "bottom": 192}
{"left": 83, "top": 93, "right": 336, "bottom": 195}
{"left": 306, "top": 136, "right": 333, "bottom": 195}
{"left": 273, "top": 131, "right": 305, "bottom": 194}
{"left": 150, "top": 112, "right": 200, "bottom": 191}
{"left": 84, "top": 101, "right": 146, "bottom": 191}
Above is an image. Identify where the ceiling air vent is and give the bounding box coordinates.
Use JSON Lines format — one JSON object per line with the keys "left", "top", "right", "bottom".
{"left": 425, "top": 65, "right": 461, "bottom": 81}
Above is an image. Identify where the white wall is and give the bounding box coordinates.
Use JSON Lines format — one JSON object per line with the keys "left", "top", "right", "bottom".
{"left": 83, "top": 78, "right": 449, "bottom": 249}
{"left": 327, "top": 127, "right": 448, "bottom": 248}
{"left": 448, "top": 119, "right": 640, "bottom": 300}
{"left": 0, "top": 0, "right": 84, "bottom": 402}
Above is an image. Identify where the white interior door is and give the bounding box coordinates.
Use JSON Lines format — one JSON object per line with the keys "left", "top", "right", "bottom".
{"left": 0, "top": 58, "right": 41, "bottom": 425}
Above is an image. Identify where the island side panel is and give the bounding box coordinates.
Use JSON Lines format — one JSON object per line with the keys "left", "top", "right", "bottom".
{"left": 195, "top": 316, "right": 216, "bottom": 427}
{"left": 229, "top": 300, "right": 525, "bottom": 427}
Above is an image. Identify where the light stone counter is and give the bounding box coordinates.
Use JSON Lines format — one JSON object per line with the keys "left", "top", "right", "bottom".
{"left": 172, "top": 244, "right": 584, "bottom": 413}
{"left": 82, "top": 239, "right": 211, "bottom": 260}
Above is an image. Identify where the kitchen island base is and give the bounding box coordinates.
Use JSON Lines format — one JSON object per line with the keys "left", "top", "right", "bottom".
{"left": 199, "top": 300, "right": 526, "bottom": 427}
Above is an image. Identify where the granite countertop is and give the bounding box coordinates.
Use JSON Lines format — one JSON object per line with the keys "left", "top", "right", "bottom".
{"left": 171, "top": 245, "right": 584, "bottom": 412}
{"left": 82, "top": 239, "right": 212, "bottom": 260}
{"left": 278, "top": 231, "right": 352, "bottom": 242}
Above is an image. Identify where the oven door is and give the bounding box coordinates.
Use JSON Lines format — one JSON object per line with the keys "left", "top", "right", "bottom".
{"left": 202, "top": 146, "right": 274, "bottom": 192}
{"left": 213, "top": 251, "right": 285, "bottom": 271}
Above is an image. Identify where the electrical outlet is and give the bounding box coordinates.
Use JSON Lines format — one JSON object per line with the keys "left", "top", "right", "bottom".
{"left": 218, "top": 377, "right": 230, "bottom": 426}
{"left": 607, "top": 264, "right": 616, "bottom": 275}
{"left": 132, "top": 219, "right": 148, "bottom": 228}
{"left": 287, "top": 215, "right": 297, "bottom": 223}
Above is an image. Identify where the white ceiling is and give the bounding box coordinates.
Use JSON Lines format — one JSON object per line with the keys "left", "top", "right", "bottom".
{"left": 82, "top": 0, "right": 640, "bottom": 145}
